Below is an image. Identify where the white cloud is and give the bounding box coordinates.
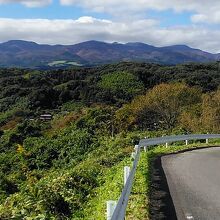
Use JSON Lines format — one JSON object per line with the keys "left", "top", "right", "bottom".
{"left": 1, "top": 0, "right": 219, "bottom": 24}
{"left": 60, "top": 0, "right": 220, "bottom": 24}
{"left": 0, "top": 0, "right": 52, "bottom": 7}
{"left": 59, "top": 0, "right": 219, "bottom": 13}
{"left": 191, "top": 11, "right": 220, "bottom": 24}
{"left": 0, "top": 17, "right": 220, "bottom": 53}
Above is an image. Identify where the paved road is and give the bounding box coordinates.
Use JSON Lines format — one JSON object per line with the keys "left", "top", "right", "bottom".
{"left": 162, "top": 147, "right": 220, "bottom": 220}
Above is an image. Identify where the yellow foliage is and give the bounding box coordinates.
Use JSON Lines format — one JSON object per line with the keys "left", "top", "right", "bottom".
{"left": 17, "top": 144, "right": 25, "bottom": 154}
{"left": 178, "top": 105, "right": 202, "bottom": 132}
{"left": 116, "top": 83, "right": 202, "bottom": 131}
{"left": 201, "top": 90, "right": 220, "bottom": 132}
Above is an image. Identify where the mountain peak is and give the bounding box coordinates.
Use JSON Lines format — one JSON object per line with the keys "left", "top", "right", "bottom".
{"left": 3, "top": 40, "right": 38, "bottom": 46}
{"left": 0, "top": 40, "right": 217, "bottom": 68}
{"left": 75, "top": 40, "right": 108, "bottom": 45}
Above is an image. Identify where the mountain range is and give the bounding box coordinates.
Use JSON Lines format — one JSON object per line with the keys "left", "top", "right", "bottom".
{"left": 0, "top": 40, "right": 219, "bottom": 68}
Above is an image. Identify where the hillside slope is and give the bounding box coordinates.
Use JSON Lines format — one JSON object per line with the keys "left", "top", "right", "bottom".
{"left": 1, "top": 62, "right": 220, "bottom": 219}
{"left": 0, "top": 40, "right": 219, "bottom": 68}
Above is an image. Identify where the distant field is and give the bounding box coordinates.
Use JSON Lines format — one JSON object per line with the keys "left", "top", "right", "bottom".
{"left": 48, "top": 60, "right": 83, "bottom": 67}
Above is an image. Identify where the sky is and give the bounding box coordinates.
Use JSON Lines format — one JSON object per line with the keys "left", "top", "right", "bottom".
{"left": 0, "top": 0, "right": 220, "bottom": 52}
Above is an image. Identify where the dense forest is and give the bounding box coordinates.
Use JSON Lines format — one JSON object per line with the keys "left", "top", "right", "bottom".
{"left": 1, "top": 61, "right": 220, "bottom": 219}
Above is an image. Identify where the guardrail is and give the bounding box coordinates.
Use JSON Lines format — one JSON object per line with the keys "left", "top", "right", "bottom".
{"left": 110, "top": 145, "right": 140, "bottom": 220}
{"left": 107, "top": 134, "right": 220, "bottom": 220}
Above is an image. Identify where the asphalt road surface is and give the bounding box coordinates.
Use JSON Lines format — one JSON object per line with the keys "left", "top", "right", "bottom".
{"left": 162, "top": 147, "right": 220, "bottom": 220}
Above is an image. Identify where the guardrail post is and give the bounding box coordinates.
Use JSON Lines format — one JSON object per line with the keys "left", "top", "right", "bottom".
{"left": 124, "top": 166, "right": 130, "bottom": 186}
{"left": 166, "top": 143, "right": 168, "bottom": 148}
{"left": 134, "top": 145, "right": 139, "bottom": 153}
{"left": 144, "top": 146, "right": 147, "bottom": 152}
{"left": 186, "top": 140, "right": 188, "bottom": 145}
{"left": 206, "top": 138, "right": 209, "bottom": 144}
{"left": 107, "top": 200, "right": 117, "bottom": 220}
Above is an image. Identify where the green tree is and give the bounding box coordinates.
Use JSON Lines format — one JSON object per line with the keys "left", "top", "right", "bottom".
{"left": 98, "top": 71, "right": 144, "bottom": 102}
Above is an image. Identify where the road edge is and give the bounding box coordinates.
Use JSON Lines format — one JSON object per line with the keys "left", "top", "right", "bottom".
{"left": 149, "top": 145, "right": 219, "bottom": 220}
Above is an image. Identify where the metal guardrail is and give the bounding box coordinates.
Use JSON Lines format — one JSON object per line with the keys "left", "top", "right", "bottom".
{"left": 109, "top": 134, "right": 220, "bottom": 220}
{"left": 111, "top": 145, "right": 140, "bottom": 220}
{"left": 139, "top": 134, "right": 220, "bottom": 147}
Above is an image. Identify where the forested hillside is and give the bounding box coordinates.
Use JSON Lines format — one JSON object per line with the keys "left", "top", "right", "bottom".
{"left": 0, "top": 40, "right": 219, "bottom": 68}
{"left": 1, "top": 62, "right": 220, "bottom": 219}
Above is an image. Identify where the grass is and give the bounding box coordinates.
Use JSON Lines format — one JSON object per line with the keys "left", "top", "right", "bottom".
{"left": 127, "top": 151, "right": 149, "bottom": 220}
{"left": 77, "top": 157, "right": 132, "bottom": 220}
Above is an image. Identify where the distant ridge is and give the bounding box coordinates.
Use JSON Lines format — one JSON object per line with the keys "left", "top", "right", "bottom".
{"left": 0, "top": 40, "right": 219, "bottom": 68}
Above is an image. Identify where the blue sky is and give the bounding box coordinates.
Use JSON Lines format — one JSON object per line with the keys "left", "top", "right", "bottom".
{"left": 0, "top": 1, "right": 192, "bottom": 27}
{"left": 0, "top": 0, "right": 219, "bottom": 52}
{"left": 147, "top": 9, "right": 193, "bottom": 27}
{"left": 0, "top": 1, "right": 110, "bottom": 20}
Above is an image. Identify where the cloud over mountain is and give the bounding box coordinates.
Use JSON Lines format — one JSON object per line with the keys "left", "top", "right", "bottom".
{"left": 0, "top": 17, "right": 220, "bottom": 53}
{"left": 0, "top": 0, "right": 220, "bottom": 53}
